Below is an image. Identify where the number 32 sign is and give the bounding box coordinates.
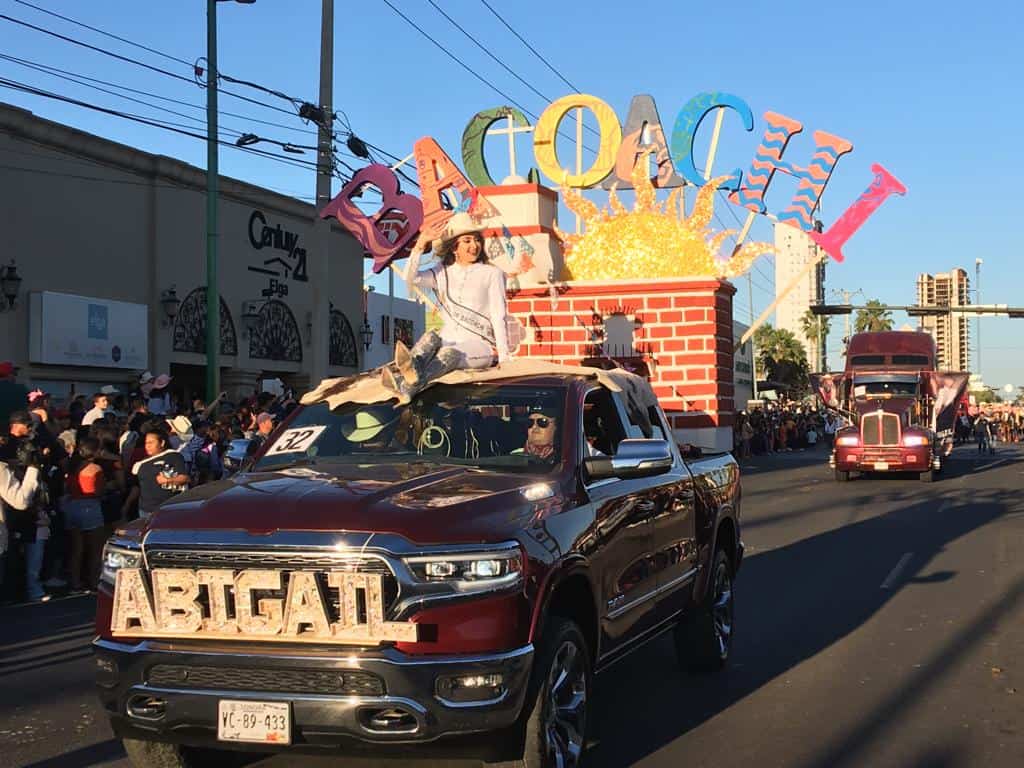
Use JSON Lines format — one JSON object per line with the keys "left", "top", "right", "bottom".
{"left": 266, "top": 426, "right": 327, "bottom": 455}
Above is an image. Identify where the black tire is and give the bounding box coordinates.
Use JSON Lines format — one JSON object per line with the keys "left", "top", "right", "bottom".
{"left": 122, "top": 740, "right": 193, "bottom": 768}
{"left": 676, "top": 547, "right": 734, "bottom": 675}
{"left": 489, "top": 617, "right": 591, "bottom": 768}
{"left": 920, "top": 469, "right": 935, "bottom": 483}
{"left": 835, "top": 469, "right": 850, "bottom": 482}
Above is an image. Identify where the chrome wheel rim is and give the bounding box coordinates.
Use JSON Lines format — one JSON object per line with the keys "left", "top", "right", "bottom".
{"left": 543, "top": 640, "right": 587, "bottom": 768}
{"left": 712, "top": 563, "right": 733, "bottom": 660}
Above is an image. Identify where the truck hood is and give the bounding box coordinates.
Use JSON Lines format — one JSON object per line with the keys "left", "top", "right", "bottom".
{"left": 142, "top": 460, "right": 557, "bottom": 545}
{"left": 852, "top": 397, "right": 915, "bottom": 417}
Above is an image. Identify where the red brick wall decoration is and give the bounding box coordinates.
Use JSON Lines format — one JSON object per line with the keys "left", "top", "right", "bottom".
{"left": 508, "top": 278, "right": 737, "bottom": 451}
{"left": 504, "top": 157, "right": 768, "bottom": 452}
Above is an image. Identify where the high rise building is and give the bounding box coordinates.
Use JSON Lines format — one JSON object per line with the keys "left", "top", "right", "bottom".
{"left": 915, "top": 269, "right": 971, "bottom": 371}
{"left": 773, "top": 224, "right": 826, "bottom": 370}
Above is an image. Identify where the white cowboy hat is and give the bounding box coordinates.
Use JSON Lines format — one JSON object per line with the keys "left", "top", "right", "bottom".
{"left": 433, "top": 211, "right": 493, "bottom": 252}
{"left": 99, "top": 385, "right": 121, "bottom": 395}
{"left": 342, "top": 409, "right": 397, "bottom": 442}
{"left": 167, "top": 415, "right": 194, "bottom": 440}
{"left": 138, "top": 371, "right": 154, "bottom": 385}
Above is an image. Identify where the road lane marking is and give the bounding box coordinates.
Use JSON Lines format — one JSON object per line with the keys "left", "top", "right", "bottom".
{"left": 880, "top": 552, "right": 914, "bottom": 590}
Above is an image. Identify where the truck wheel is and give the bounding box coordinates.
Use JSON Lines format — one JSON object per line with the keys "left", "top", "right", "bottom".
{"left": 122, "top": 739, "right": 194, "bottom": 768}
{"left": 676, "top": 547, "right": 734, "bottom": 675}
{"left": 491, "top": 617, "right": 591, "bottom": 768}
{"left": 920, "top": 469, "right": 935, "bottom": 482}
{"left": 834, "top": 469, "right": 850, "bottom": 482}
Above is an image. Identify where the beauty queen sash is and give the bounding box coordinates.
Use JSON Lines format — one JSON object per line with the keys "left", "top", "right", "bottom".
{"left": 440, "top": 265, "right": 525, "bottom": 354}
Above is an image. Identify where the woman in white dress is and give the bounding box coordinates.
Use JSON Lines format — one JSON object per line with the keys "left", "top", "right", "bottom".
{"left": 383, "top": 213, "right": 511, "bottom": 397}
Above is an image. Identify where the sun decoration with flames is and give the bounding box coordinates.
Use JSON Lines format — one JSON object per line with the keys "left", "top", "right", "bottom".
{"left": 556, "top": 154, "right": 773, "bottom": 282}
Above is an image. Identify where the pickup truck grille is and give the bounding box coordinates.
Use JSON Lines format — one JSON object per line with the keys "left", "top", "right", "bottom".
{"left": 861, "top": 413, "right": 900, "bottom": 446}
{"left": 142, "top": 548, "right": 400, "bottom": 617}
{"left": 148, "top": 664, "right": 385, "bottom": 696}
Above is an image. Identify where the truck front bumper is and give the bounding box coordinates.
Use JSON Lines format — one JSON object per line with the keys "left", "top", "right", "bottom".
{"left": 93, "top": 638, "right": 533, "bottom": 751}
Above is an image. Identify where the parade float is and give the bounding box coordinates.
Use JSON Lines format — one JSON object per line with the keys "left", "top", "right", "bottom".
{"left": 320, "top": 89, "right": 905, "bottom": 450}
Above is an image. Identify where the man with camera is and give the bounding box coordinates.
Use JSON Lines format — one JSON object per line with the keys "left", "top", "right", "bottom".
{"left": 0, "top": 412, "right": 44, "bottom": 603}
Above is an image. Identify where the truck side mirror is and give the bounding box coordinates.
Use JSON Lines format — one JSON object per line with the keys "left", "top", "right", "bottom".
{"left": 584, "top": 439, "right": 673, "bottom": 481}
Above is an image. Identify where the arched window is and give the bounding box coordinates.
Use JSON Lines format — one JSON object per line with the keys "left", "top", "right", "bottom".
{"left": 330, "top": 310, "right": 358, "bottom": 367}
{"left": 248, "top": 299, "right": 302, "bottom": 363}
{"left": 172, "top": 288, "right": 238, "bottom": 355}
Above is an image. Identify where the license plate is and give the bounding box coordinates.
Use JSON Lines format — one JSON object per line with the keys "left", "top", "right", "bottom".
{"left": 218, "top": 700, "right": 290, "bottom": 744}
{"left": 873, "top": 461, "right": 889, "bottom": 471}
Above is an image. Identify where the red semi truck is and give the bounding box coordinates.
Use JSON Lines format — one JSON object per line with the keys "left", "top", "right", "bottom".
{"left": 815, "top": 331, "right": 969, "bottom": 483}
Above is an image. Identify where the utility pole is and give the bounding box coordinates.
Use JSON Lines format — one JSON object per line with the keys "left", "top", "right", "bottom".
{"left": 205, "top": 0, "right": 220, "bottom": 402}
{"left": 748, "top": 272, "right": 757, "bottom": 400}
{"left": 975, "top": 258, "right": 983, "bottom": 377}
{"left": 309, "top": 0, "right": 334, "bottom": 384}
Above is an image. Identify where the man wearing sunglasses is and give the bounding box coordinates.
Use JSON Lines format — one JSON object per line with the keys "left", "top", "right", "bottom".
{"left": 521, "top": 408, "right": 558, "bottom": 461}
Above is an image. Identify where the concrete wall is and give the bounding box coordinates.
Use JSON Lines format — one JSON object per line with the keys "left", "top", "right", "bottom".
{"left": 0, "top": 103, "right": 364, "bottom": 398}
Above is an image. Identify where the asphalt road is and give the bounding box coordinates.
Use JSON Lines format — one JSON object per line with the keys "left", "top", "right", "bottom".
{"left": 3, "top": 443, "right": 1023, "bottom": 768}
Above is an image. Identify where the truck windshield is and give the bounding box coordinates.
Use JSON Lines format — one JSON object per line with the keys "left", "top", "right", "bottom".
{"left": 853, "top": 380, "right": 918, "bottom": 397}
{"left": 255, "top": 384, "right": 566, "bottom": 474}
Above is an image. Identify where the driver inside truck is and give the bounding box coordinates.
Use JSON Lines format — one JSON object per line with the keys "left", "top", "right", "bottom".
{"left": 520, "top": 407, "right": 559, "bottom": 461}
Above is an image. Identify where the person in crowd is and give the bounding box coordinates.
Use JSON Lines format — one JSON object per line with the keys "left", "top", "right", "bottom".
{"left": 64, "top": 436, "right": 107, "bottom": 592}
{"left": 974, "top": 415, "right": 994, "bottom": 454}
{"left": 142, "top": 374, "right": 173, "bottom": 416}
{"left": 132, "top": 427, "right": 189, "bottom": 520}
{"left": 81, "top": 392, "right": 113, "bottom": 428}
{"left": 245, "top": 412, "right": 277, "bottom": 460}
{"left": 387, "top": 213, "right": 514, "bottom": 398}
{"left": 0, "top": 433, "right": 41, "bottom": 603}
{"left": 0, "top": 361, "right": 28, "bottom": 428}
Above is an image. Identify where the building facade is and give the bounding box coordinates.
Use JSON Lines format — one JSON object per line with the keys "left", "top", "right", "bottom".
{"left": 915, "top": 268, "right": 971, "bottom": 371}
{"left": 1, "top": 103, "right": 365, "bottom": 403}
{"left": 360, "top": 291, "right": 426, "bottom": 371}
{"left": 773, "top": 223, "right": 825, "bottom": 371}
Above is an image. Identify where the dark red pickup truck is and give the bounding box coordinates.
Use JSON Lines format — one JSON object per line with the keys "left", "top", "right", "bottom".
{"left": 94, "top": 363, "right": 742, "bottom": 768}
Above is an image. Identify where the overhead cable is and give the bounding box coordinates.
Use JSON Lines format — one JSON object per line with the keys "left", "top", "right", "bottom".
{"left": 477, "top": 0, "right": 581, "bottom": 93}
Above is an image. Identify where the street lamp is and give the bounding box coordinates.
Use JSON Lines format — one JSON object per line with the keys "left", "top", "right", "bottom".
{"left": 160, "top": 287, "right": 181, "bottom": 327}
{"left": 0, "top": 260, "right": 22, "bottom": 310}
{"left": 205, "top": 0, "right": 255, "bottom": 403}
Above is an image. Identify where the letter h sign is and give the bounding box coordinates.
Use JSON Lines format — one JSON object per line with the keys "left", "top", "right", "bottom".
{"left": 730, "top": 111, "right": 854, "bottom": 232}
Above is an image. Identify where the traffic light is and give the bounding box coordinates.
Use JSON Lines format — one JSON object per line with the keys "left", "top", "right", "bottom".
{"left": 809, "top": 304, "right": 853, "bottom": 316}
{"left": 906, "top": 306, "right": 947, "bottom": 317}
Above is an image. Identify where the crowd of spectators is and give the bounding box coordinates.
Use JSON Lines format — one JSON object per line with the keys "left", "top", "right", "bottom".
{"left": 733, "top": 404, "right": 835, "bottom": 459}
{"left": 0, "top": 369, "right": 297, "bottom": 605}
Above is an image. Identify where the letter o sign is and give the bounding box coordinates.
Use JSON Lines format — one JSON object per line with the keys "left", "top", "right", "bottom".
{"left": 533, "top": 94, "right": 622, "bottom": 188}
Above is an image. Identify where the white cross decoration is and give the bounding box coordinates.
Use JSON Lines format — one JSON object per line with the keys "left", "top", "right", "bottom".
{"left": 486, "top": 114, "right": 534, "bottom": 183}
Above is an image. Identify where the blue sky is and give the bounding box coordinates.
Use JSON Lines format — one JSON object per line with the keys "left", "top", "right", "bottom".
{"left": 2, "top": 0, "right": 1021, "bottom": 391}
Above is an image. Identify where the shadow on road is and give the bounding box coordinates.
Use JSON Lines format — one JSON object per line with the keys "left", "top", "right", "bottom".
{"left": 586, "top": 487, "right": 1020, "bottom": 767}
{"left": 20, "top": 738, "right": 125, "bottom": 768}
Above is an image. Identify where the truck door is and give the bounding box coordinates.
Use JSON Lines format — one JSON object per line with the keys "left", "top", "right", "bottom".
{"left": 643, "top": 405, "right": 699, "bottom": 623}
{"left": 581, "top": 387, "right": 660, "bottom": 659}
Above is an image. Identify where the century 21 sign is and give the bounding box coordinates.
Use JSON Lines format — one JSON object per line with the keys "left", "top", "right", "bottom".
{"left": 321, "top": 90, "right": 906, "bottom": 273}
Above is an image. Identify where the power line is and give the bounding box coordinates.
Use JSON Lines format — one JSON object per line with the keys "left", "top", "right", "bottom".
{"left": 0, "top": 53, "right": 313, "bottom": 135}
{"left": 0, "top": 77, "right": 324, "bottom": 175}
{"left": 13, "top": 0, "right": 192, "bottom": 67}
{"left": 0, "top": 12, "right": 298, "bottom": 117}
{"left": 477, "top": 0, "right": 581, "bottom": 93}
{"left": 380, "top": 0, "right": 596, "bottom": 155}
{"left": 12, "top": 0, "right": 309, "bottom": 111}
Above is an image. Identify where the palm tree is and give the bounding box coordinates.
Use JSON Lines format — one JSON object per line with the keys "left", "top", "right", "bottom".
{"left": 753, "top": 323, "right": 810, "bottom": 394}
{"left": 800, "top": 310, "right": 831, "bottom": 359}
{"left": 854, "top": 299, "right": 894, "bottom": 333}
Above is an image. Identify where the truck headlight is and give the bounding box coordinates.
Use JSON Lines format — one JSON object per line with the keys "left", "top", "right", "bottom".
{"left": 101, "top": 542, "right": 142, "bottom": 586}
{"left": 902, "top": 435, "right": 929, "bottom": 447}
{"left": 405, "top": 548, "right": 523, "bottom": 590}
{"left": 836, "top": 435, "right": 860, "bottom": 446}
